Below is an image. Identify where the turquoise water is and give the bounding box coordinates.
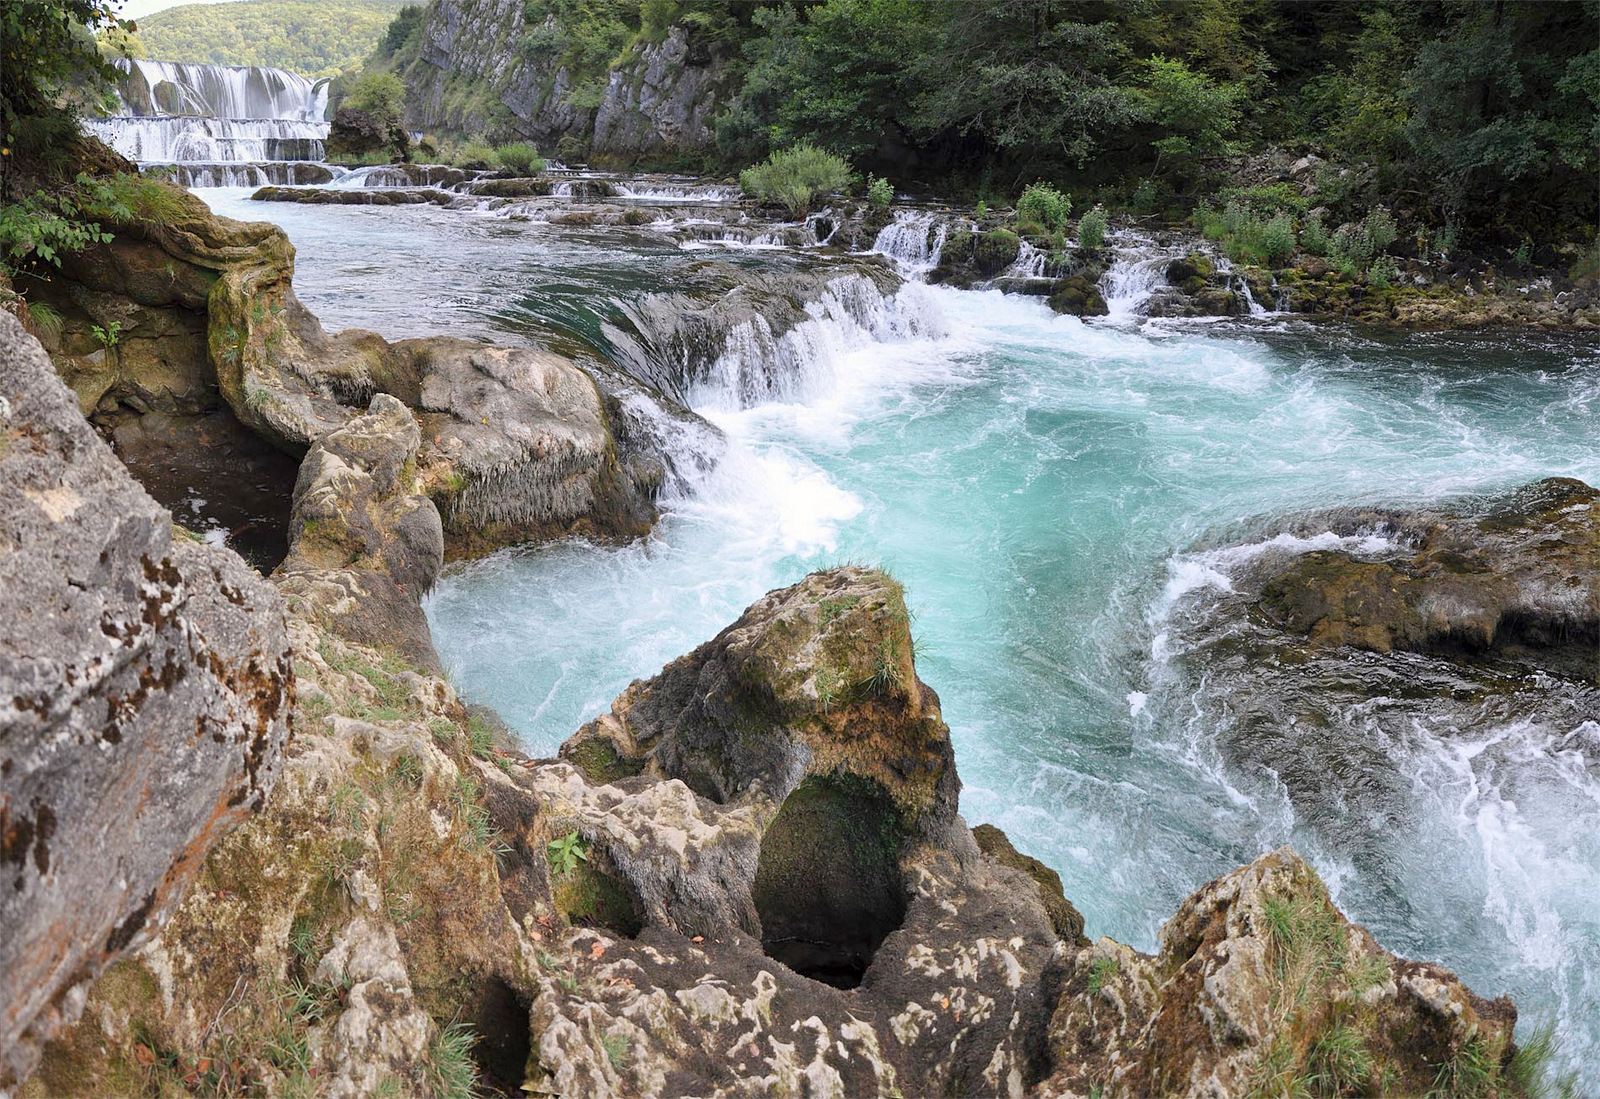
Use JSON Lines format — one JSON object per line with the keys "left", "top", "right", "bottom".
{"left": 201, "top": 189, "right": 1600, "bottom": 1082}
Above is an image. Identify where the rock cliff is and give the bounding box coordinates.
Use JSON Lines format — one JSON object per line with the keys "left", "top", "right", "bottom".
{"left": 402, "top": 0, "right": 733, "bottom": 163}
{"left": 0, "top": 312, "right": 293, "bottom": 1087}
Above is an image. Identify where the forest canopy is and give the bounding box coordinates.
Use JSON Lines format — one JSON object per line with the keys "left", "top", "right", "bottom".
{"left": 126, "top": 0, "right": 412, "bottom": 78}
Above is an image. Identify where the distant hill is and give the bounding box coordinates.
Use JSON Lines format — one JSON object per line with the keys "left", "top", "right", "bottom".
{"left": 129, "top": 0, "right": 415, "bottom": 79}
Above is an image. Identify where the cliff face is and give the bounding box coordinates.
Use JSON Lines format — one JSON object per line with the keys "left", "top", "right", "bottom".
{"left": 403, "top": 0, "right": 733, "bottom": 163}
{"left": 0, "top": 313, "right": 293, "bottom": 1087}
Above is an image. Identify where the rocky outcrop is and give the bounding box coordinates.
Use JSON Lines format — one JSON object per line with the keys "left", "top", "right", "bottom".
{"left": 14, "top": 558, "right": 1523, "bottom": 1096}
{"left": 26, "top": 162, "right": 664, "bottom": 559}
{"left": 1252, "top": 478, "right": 1599, "bottom": 678}
{"left": 403, "top": 0, "right": 734, "bottom": 162}
{"left": 274, "top": 394, "right": 445, "bottom": 672}
{"left": 1040, "top": 848, "right": 1517, "bottom": 1098}
{"left": 0, "top": 312, "right": 292, "bottom": 1087}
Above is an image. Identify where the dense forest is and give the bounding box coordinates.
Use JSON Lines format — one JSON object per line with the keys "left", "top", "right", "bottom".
{"left": 367, "top": 0, "right": 1599, "bottom": 246}
{"left": 123, "top": 0, "right": 411, "bottom": 79}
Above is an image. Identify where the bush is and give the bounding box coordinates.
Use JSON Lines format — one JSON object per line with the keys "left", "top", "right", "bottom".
{"left": 739, "top": 144, "right": 854, "bottom": 217}
{"left": 1329, "top": 206, "right": 1400, "bottom": 275}
{"left": 343, "top": 71, "right": 404, "bottom": 119}
{"left": 1017, "top": 183, "right": 1071, "bottom": 232}
{"left": 1078, "top": 204, "right": 1108, "bottom": 249}
{"left": 447, "top": 139, "right": 497, "bottom": 169}
{"left": 494, "top": 142, "right": 545, "bottom": 175}
{"left": 1300, "top": 213, "right": 1329, "bottom": 255}
{"left": 867, "top": 174, "right": 893, "bottom": 208}
{"left": 1367, "top": 255, "right": 1399, "bottom": 288}
{"left": 1194, "top": 200, "right": 1296, "bottom": 266}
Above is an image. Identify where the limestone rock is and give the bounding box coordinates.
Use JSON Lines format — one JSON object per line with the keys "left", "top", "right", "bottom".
{"left": 274, "top": 394, "right": 444, "bottom": 671}
{"left": 1037, "top": 848, "right": 1517, "bottom": 1098}
{"left": 1254, "top": 477, "right": 1599, "bottom": 676}
{"left": 0, "top": 312, "right": 291, "bottom": 1087}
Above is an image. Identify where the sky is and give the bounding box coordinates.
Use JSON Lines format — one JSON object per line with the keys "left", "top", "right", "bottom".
{"left": 116, "top": 0, "right": 243, "bottom": 21}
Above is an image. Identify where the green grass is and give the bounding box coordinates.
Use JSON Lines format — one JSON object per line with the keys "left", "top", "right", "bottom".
{"left": 1086, "top": 955, "right": 1118, "bottom": 994}
{"left": 602, "top": 1032, "right": 629, "bottom": 1071}
{"left": 421, "top": 1021, "right": 479, "bottom": 1099}
{"left": 1308, "top": 1020, "right": 1373, "bottom": 1094}
{"left": 1506, "top": 1020, "right": 1581, "bottom": 1099}
{"left": 1429, "top": 1037, "right": 1494, "bottom": 1099}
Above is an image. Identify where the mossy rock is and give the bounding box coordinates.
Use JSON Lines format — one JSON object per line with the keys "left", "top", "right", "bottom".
{"left": 1048, "top": 276, "right": 1109, "bottom": 317}
{"left": 974, "top": 229, "right": 1021, "bottom": 277}
{"left": 973, "top": 824, "right": 1088, "bottom": 945}
{"left": 553, "top": 860, "right": 645, "bottom": 937}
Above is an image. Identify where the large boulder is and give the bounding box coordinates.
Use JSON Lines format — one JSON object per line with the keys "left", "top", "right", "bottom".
{"left": 0, "top": 312, "right": 292, "bottom": 1086}
{"left": 1255, "top": 477, "right": 1599, "bottom": 676}
{"left": 1038, "top": 848, "right": 1517, "bottom": 1098}
{"left": 274, "top": 394, "right": 445, "bottom": 672}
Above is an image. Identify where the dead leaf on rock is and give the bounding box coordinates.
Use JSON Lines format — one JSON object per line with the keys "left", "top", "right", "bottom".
{"left": 133, "top": 1044, "right": 155, "bottom": 1067}
{"left": 589, "top": 941, "right": 606, "bottom": 960}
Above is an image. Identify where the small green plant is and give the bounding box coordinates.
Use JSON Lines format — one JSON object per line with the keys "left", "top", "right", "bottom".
{"left": 393, "top": 752, "right": 424, "bottom": 788}
{"left": 1299, "top": 212, "right": 1329, "bottom": 256}
{"left": 814, "top": 662, "right": 845, "bottom": 712}
{"left": 1309, "top": 1020, "right": 1373, "bottom": 1094}
{"left": 974, "top": 199, "right": 988, "bottom": 219}
{"left": 422, "top": 1021, "right": 480, "bottom": 1099}
{"left": 494, "top": 141, "right": 545, "bottom": 175}
{"left": 245, "top": 378, "right": 272, "bottom": 411}
{"left": 1078, "top": 204, "right": 1108, "bottom": 250}
{"left": 1513, "top": 238, "right": 1533, "bottom": 267}
{"left": 1017, "top": 182, "right": 1071, "bottom": 233}
{"left": 601, "top": 1031, "right": 630, "bottom": 1071}
{"left": 1506, "top": 1019, "right": 1580, "bottom": 1099}
{"left": 1430, "top": 1037, "right": 1494, "bottom": 1099}
{"left": 547, "top": 829, "right": 589, "bottom": 877}
{"left": 1086, "top": 955, "right": 1118, "bottom": 994}
{"left": 739, "top": 143, "right": 854, "bottom": 218}
{"left": 1366, "top": 254, "right": 1399, "bottom": 288}
{"left": 23, "top": 300, "right": 63, "bottom": 340}
{"left": 1131, "top": 178, "right": 1159, "bottom": 214}
{"left": 88, "top": 320, "right": 121, "bottom": 349}
{"left": 866, "top": 174, "right": 893, "bottom": 208}
{"left": 467, "top": 712, "right": 496, "bottom": 759}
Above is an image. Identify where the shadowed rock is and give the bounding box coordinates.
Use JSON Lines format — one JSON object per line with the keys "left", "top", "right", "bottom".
{"left": 0, "top": 313, "right": 291, "bottom": 1086}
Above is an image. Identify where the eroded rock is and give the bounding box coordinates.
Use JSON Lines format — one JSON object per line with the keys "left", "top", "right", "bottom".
{"left": 0, "top": 312, "right": 292, "bottom": 1087}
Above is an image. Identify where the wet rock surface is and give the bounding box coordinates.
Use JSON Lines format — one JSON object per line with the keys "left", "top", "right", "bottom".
{"left": 0, "top": 313, "right": 291, "bottom": 1087}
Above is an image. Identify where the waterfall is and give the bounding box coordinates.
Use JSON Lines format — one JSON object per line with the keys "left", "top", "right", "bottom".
{"left": 111, "top": 59, "right": 327, "bottom": 121}
{"left": 612, "top": 181, "right": 740, "bottom": 203}
{"left": 1005, "top": 239, "right": 1049, "bottom": 279}
{"left": 1101, "top": 231, "right": 1184, "bottom": 319}
{"left": 870, "top": 211, "right": 951, "bottom": 275}
{"left": 683, "top": 276, "right": 946, "bottom": 411}
{"left": 86, "top": 58, "right": 330, "bottom": 178}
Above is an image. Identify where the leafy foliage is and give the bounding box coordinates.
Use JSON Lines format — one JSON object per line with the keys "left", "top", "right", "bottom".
{"left": 546, "top": 830, "right": 590, "bottom": 877}
{"left": 739, "top": 143, "right": 852, "bottom": 217}
{"left": 1077, "top": 204, "right": 1108, "bottom": 250}
{"left": 494, "top": 141, "right": 545, "bottom": 175}
{"left": 1016, "top": 183, "right": 1071, "bottom": 233}
{"left": 866, "top": 174, "right": 893, "bottom": 208}
{"left": 127, "top": 0, "right": 412, "bottom": 80}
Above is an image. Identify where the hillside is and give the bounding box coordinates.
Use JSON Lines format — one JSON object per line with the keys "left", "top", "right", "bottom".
{"left": 130, "top": 0, "right": 412, "bottom": 79}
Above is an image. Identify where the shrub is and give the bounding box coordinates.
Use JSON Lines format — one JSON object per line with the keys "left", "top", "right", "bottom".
{"left": 1017, "top": 182, "right": 1071, "bottom": 232}
{"left": 1078, "top": 204, "right": 1108, "bottom": 249}
{"left": 1367, "top": 255, "right": 1399, "bottom": 288}
{"left": 494, "top": 142, "right": 545, "bottom": 175}
{"left": 343, "top": 71, "right": 404, "bottom": 119}
{"left": 1195, "top": 200, "right": 1296, "bottom": 266}
{"left": 1300, "top": 212, "right": 1329, "bottom": 255}
{"left": 867, "top": 174, "right": 893, "bottom": 208}
{"left": 739, "top": 143, "right": 854, "bottom": 217}
{"left": 447, "top": 139, "right": 497, "bottom": 169}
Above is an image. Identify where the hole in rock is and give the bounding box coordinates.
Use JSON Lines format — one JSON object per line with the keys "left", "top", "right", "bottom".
{"left": 467, "top": 976, "right": 533, "bottom": 1095}
{"left": 108, "top": 408, "right": 298, "bottom": 572}
{"left": 753, "top": 773, "right": 907, "bottom": 989}
{"left": 553, "top": 859, "right": 645, "bottom": 938}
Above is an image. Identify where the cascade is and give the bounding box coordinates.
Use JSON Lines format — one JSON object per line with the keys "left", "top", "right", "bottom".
{"left": 86, "top": 58, "right": 330, "bottom": 179}
{"left": 1100, "top": 231, "right": 1184, "bottom": 319}
{"left": 870, "top": 211, "right": 952, "bottom": 275}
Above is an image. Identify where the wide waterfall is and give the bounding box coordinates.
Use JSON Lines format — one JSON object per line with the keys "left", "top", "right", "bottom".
{"left": 86, "top": 58, "right": 330, "bottom": 181}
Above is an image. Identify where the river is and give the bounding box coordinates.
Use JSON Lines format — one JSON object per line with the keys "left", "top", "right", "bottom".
{"left": 202, "top": 187, "right": 1600, "bottom": 1084}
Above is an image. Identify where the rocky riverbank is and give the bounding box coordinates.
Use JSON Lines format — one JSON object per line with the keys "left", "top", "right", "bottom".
{"left": 0, "top": 158, "right": 1572, "bottom": 1096}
